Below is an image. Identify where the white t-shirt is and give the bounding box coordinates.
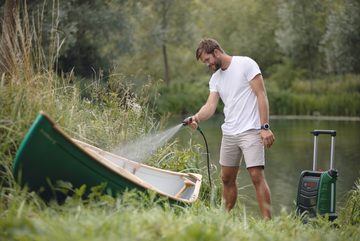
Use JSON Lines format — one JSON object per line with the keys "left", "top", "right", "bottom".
{"left": 209, "top": 56, "right": 261, "bottom": 135}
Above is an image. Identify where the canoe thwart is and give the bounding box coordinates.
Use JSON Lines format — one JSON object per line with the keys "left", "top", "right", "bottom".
{"left": 175, "top": 178, "right": 196, "bottom": 198}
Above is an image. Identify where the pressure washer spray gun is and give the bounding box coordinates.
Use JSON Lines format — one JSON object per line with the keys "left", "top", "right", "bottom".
{"left": 182, "top": 116, "right": 212, "bottom": 189}
{"left": 182, "top": 116, "right": 196, "bottom": 128}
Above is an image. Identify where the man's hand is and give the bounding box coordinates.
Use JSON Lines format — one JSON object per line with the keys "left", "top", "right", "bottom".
{"left": 260, "top": 130, "right": 275, "bottom": 148}
{"left": 188, "top": 115, "right": 199, "bottom": 130}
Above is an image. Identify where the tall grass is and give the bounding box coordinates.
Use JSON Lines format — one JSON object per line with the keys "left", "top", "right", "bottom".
{"left": 339, "top": 179, "right": 360, "bottom": 225}
{"left": 0, "top": 2, "right": 359, "bottom": 241}
{"left": 1, "top": 180, "right": 360, "bottom": 240}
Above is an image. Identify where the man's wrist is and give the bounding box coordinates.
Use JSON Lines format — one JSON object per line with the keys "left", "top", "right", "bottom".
{"left": 260, "top": 123, "right": 270, "bottom": 130}
{"left": 193, "top": 114, "right": 200, "bottom": 123}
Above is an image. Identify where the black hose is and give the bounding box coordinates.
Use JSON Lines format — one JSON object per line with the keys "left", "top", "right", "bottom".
{"left": 197, "top": 126, "right": 212, "bottom": 190}
{"left": 181, "top": 117, "right": 212, "bottom": 190}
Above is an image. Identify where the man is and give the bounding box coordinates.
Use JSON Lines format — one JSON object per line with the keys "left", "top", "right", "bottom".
{"left": 189, "top": 38, "right": 275, "bottom": 219}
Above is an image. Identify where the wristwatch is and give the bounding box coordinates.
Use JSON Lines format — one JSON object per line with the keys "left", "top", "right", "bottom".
{"left": 260, "top": 123, "right": 270, "bottom": 130}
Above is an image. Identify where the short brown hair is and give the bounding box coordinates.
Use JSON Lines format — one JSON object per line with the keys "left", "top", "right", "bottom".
{"left": 196, "top": 38, "right": 224, "bottom": 60}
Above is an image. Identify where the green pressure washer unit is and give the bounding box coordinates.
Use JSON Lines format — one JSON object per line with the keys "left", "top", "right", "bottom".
{"left": 296, "top": 130, "right": 338, "bottom": 221}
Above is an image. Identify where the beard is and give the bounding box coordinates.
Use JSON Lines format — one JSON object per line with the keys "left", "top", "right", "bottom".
{"left": 208, "top": 57, "right": 222, "bottom": 72}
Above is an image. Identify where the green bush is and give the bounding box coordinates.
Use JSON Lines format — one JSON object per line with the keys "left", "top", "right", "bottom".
{"left": 155, "top": 80, "right": 209, "bottom": 115}
{"left": 267, "top": 75, "right": 360, "bottom": 116}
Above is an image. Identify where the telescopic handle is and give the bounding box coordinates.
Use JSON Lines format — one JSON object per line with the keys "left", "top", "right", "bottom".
{"left": 311, "top": 130, "right": 336, "bottom": 171}
{"left": 311, "top": 130, "right": 336, "bottom": 136}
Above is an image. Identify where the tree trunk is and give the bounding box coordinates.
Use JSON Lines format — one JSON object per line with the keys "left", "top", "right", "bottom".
{"left": 160, "top": 0, "right": 171, "bottom": 85}
{"left": 162, "top": 44, "right": 170, "bottom": 85}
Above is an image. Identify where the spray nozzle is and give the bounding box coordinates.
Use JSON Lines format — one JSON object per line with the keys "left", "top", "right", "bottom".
{"left": 182, "top": 116, "right": 193, "bottom": 126}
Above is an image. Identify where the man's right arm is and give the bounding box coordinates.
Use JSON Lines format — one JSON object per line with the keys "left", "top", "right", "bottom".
{"left": 193, "top": 91, "right": 220, "bottom": 123}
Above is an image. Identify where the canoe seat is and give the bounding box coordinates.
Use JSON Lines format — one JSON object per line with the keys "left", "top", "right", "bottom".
{"left": 175, "top": 178, "right": 195, "bottom": 198}
{"left": 120, "top": 161, "right": 141, "bottom": 175}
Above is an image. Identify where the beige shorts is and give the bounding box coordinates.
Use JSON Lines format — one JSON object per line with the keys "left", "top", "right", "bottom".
{"left": 219, "top": 129, "right": 265, "bottom": 168}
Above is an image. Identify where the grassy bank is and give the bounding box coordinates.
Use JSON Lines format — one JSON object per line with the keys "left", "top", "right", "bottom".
{"left": 1, "top": 178, "right": 360, "bottom": 241}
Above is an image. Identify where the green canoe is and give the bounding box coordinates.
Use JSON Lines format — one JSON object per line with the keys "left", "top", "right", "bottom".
{"left": 12, "top": 112, "right": 202, "bottom": 204}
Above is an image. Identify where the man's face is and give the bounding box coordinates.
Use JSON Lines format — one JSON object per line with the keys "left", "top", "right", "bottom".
{"left": 200, "top": 51, "right": 221, "bottom": 72}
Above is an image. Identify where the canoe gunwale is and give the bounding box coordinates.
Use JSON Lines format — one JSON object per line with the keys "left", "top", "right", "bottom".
{"left": 73, "top": 139, "right": 202, "bottom": 203}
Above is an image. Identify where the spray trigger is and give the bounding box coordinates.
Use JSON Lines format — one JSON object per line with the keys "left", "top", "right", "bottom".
{"left": 182, "top": 116, "right": 193, "bottom": 126}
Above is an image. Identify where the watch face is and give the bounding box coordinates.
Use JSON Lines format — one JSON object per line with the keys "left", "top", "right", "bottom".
{"left": 262, "top": 123, "right": 270, "bottom": 130}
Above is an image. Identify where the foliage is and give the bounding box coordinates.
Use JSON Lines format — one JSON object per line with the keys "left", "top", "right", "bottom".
{"left": 155, "top": 78, "right": 210, "bottom": 115}
{"left": 2, "top": 0, "right": 359, "bottom": 116}
{"left": 266, "top": 74, "right": 360, "bottom": 116}
{"left": 113, "top": 0, "right": 198, "bottom": 84}
{"left": 55, "top": 0, "right": 134, "bottom": 77}
{"left": 2, "top": 0, "right": 133, "bottom": 78}
{"left": 275, "top": 0, "right": 327, "bottom": 78}
{"left": 266, "top": 58, "right": 307, "bottom": 89}
{"left": 195, "top": 0, "right": 280, "bottom": 73}
{"left": 339, "top": 178, "right": 360, "bottom": 225}
{"left": 321, "top": 0, "right": 360, "bottom": 74}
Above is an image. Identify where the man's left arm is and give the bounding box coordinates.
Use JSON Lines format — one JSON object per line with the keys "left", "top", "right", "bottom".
{"left": 250, "top": 74, "right": 275, "bottom": 148}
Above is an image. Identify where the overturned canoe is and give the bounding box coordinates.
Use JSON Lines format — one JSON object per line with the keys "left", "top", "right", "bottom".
{"left": 12, "top": 112, "right": 202, "bottom": 204}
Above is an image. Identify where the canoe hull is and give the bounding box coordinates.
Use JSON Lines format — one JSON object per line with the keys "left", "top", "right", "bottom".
{"left": 12, "top": 112, "right": 202, "bottom": 204}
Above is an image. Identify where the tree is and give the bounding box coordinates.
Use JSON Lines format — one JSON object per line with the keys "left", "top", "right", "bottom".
{"left": 321, "top": 0, "right": 360, "bottom": 74}
{"left": 115, "top": 0, "right": 197, "bottom": 85}
{"left": 275, "top": 0, "right": 327, "bottom": 78}
{"left": 195, "top": 0, "right": 279, "bottom": 75}
{"left": 55, "top": 0, "right": 133, "bottom": 77}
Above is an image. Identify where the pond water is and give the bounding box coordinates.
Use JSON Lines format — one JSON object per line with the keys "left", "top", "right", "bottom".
{"left": 173, "top": 115, "right": 360, "bottom": 216}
